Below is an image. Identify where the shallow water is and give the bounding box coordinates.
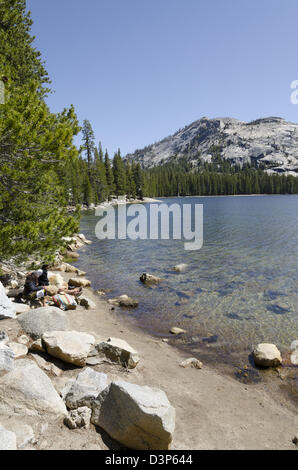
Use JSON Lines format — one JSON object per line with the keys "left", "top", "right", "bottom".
{"left": 74, "top": 195, "right": 298, "bottom": 362}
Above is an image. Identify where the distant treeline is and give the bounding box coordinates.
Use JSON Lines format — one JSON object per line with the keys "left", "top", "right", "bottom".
{"left": 73, "top": 126, "right": 298, "bottom": 204}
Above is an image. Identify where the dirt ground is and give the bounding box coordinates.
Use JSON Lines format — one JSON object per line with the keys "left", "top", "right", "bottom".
{"left": 1, "top": 270, "right": 297, "bottom": 451}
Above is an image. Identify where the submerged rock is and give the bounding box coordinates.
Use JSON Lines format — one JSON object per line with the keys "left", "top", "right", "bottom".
{"left": 252, "top": 343, "right": 282, "bottom": 367}
{"left": 108, "top": 295, "right": 139, "bottom": 308}
{"left": 91, "top": 380, "right": 176, "bottom": 450}
{"left": 173, "top": 264, "right": 188, "bottom": 272}
{"left": 140, "top": 273, "right": 162, "bottom": 285}
{"left": 170, "top": 327, "right": 187, "bottom": 335}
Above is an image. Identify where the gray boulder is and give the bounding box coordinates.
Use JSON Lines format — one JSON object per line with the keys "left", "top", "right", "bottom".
{"left": 0, "top": 281, "right": 16, "bottom": 320}
{"left": 92, "top": 380, "right": 175, "bottom": 450}
{"left": 17, "top": 307, "right": 70, "bottom": 340}
{"left": 65, "top": 367, "right": 108, "bottom": 409}
{"left": 0, "top": 426, "right": 17, "bottom": 450}
{"left": 0, "top": 359, "right": 67, "bottom": 418}
{"left": 95, "top": 337, "right": 140, "bottom": 369}
{"left": 0, "top": 343, "right": 14, "bottom": 372}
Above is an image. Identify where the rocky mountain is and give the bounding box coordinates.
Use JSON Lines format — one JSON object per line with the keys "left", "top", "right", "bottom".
{"left": 125, "top": 117, "right": 298, "bottom": 176}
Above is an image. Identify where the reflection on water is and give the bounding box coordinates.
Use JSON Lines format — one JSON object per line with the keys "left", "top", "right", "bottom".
{"left": 74, "top": 195, "right": 298, "bottom": 361}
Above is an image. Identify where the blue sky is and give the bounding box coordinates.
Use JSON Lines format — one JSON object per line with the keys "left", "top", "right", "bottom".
{"left": 27, "top": 0, "right": 298, "bottom": 156}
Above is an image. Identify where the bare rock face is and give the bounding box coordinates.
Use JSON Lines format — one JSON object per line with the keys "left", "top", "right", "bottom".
{"left": 0, "top": 359, "right": 67, "bottom": 418}
{"left": 252, "top": 343, "right": 282, "bottom": 367}
{"left": 42, "top": 331, "right": 95, "bottom": 367}
{"left": 126, "top": 116, "right": 298, "bottom": 176}
{"left": 95, "top": 337, "right": 140, "bottom": 369}
{"left": 91, "top": 380, "right": 176, "bottom": 450}
{"left": 65, "top": 367, "right": 108, "bottom": 409}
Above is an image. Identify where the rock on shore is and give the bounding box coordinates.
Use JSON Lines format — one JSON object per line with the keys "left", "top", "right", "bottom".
{"left": 91, "top": 380, "right": 176, "bottom": 450}
{"left": 252, "top": 343, "right": 282, "bottom": 367}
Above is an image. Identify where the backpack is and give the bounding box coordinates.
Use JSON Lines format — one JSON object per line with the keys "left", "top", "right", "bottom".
{"left": 52, "top": 293, "right": 77, "bottom": 311}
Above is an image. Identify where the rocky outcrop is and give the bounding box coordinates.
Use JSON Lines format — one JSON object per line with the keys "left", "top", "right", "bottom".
{"left": 17, "top": 307, "right": 70, "bottom": 340}
{"left": 92, "top": 380, "right": 176, "bottom": 450}
{"left": 126, "top": 116, "right": 298, "bottom": 176}
{"left": 252, "top": 343, "right": 282, "bottom": 367}
{"left": 0, "top": 281, "right": 16, "bottom": 320}
{"left": 0, "top": 359, "right": 67, "bottom": 418}
{"left": 42, "top": 331, "right": 95, "bottom": 367}
{"left": 65, "top": 368, "right": 108, "bottom": 409}
{"left": 95, "top": 337, "right": 140, "bottom": 369}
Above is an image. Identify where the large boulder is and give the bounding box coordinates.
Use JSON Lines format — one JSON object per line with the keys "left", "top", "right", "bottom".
{"left": 0, "top": 343, "right": 14, "bottom": 372}
{"left": 0, "top": 426, "right": 17, "bottom": 450}
{"left": 17, "top": 307, "right": 70, "bottom": 340}
{"left": 65, "top": 367, "right": 108, "bottom": 409}
{"left": 42, "top": 331, "right": 95, "bottom": 367}
{"left": 95, "top": 337, "right": 140, "bottom": 369}
{"left": 0, "top": 359, "right": 67, "bottom": 418}
{"left": 252, "top": 343, "right": 282, "bottom": 367}
{"left": 0, "top": 282, "right": 16, "bottom": 320}
{"left": 92, "top": 380, "right": 176, "bottom": 450}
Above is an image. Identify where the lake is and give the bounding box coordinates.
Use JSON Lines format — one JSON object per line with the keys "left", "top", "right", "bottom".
{"left": 74, "top": 195, "right": 298, "bottom": 365}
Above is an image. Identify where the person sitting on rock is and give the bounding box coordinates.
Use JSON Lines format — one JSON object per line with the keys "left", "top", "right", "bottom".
{"left": 38, "top": 264, "right": 50, "bottom": 287}
{"left": 24, "top": 272, "right": 46, "bottom": 307}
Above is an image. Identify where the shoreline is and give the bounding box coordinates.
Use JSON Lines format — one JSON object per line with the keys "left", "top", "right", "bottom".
{"left": 1, "top": 237, "right": 297, "bottom": 449}
{"left": 56, "top": 267, "right": 297, "bottom": 450}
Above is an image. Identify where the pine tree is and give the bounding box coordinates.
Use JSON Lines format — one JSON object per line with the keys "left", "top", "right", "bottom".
{"left": 0, "top": 0, "right": 81, "bottom": 262}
